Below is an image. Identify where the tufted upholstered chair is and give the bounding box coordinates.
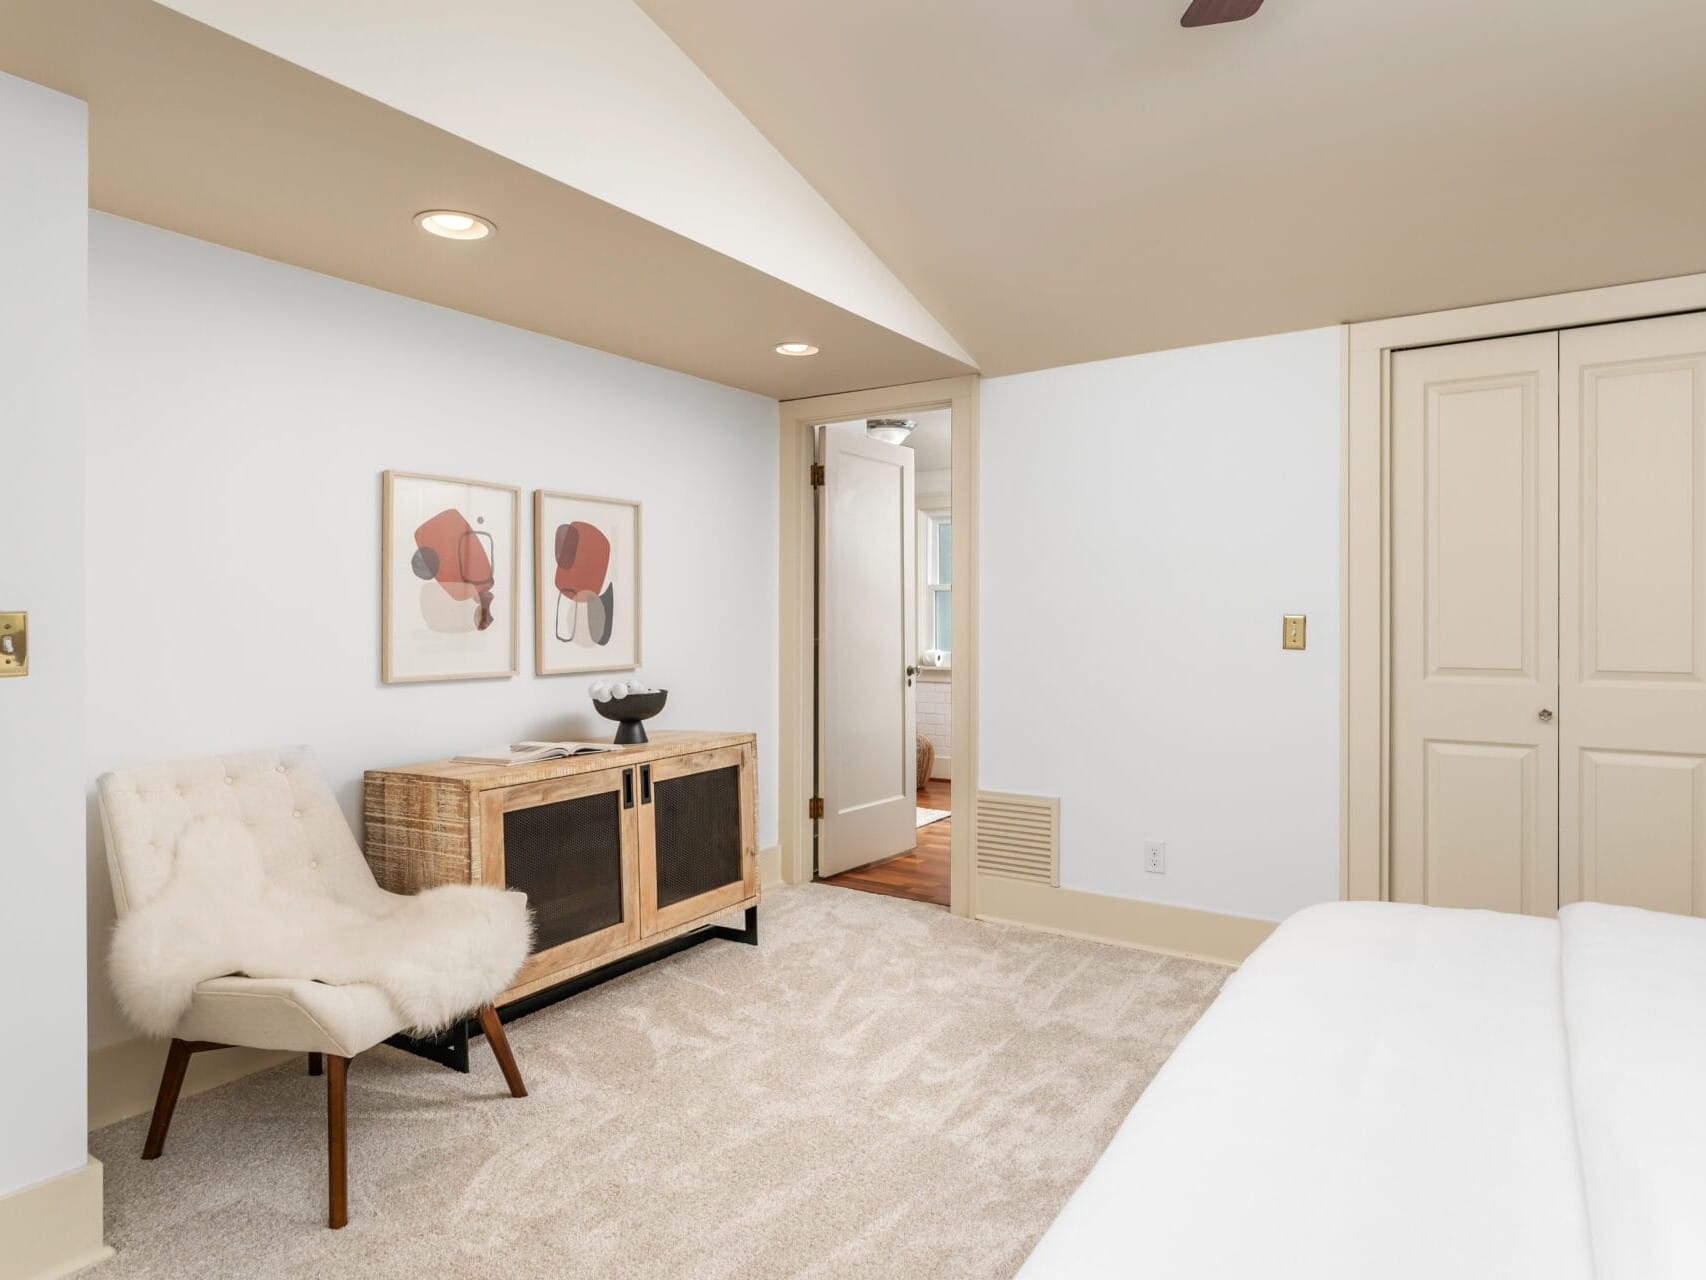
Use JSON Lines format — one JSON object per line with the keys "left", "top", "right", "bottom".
{"left": 97, "top": 746, "right": 527, "bottom": 1228}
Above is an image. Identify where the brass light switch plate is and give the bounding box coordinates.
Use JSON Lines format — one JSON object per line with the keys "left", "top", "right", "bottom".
{"left": 1282, "top": 614, "right": 1306, "bottom": 651}
{"left": 0, "top": 612, "right": 26, "bottom": 677}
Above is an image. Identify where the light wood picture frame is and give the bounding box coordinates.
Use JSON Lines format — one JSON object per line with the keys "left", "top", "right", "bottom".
{"left": 381, "top": 470, "right": 521, "bottom": 683}
{"left": 533, "top": 489, "right": 642, "bottom": 676}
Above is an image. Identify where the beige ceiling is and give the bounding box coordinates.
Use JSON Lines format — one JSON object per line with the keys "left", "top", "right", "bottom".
{"left": 0, "top": 0, "right": 974, "bottom": 399}
{"left": 638, "top": 0, "right": 1706, "bottom": 375}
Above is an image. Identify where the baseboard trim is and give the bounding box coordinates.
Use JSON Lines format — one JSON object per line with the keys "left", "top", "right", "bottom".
{"left": 759, "top": 843, "right": 782, "bottom": 889}
{"left": 0, "top": 1159, "right": 112, "bottom": 1280}
{"left": 974, "top": 875, "right": 1276, "bottom": 966}
{"left": 89, "top": 1035, "right": 294, "bottom": 1131}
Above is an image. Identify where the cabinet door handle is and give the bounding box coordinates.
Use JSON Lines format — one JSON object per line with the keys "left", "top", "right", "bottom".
{"left": 640, "top": 763, "right": 653, "bottom": 805}
{"left": 622, "top": 768, "right": 635, "bottom": 810}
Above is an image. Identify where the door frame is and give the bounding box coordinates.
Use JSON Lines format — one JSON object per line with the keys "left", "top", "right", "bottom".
{"left": 778, "top": 375, "right": 979, "bottom": 915}
{"left": 1343, "top": 270, "right": 1706, "bottom": 902}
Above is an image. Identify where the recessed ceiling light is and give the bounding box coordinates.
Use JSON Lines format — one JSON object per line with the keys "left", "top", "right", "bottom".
{"left": 416, "top": 210, "right": 494, "bottom": 241}
{"left": 775, "top": 341, "right": 819, "bottom": 357}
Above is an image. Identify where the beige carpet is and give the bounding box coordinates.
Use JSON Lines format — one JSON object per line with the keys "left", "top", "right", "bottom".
{"left": 90, "top": 884, "right": 1227, "bottom": 1279}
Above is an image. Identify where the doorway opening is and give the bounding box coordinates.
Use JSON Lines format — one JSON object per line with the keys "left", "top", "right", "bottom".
{"left": 813, "top": 409, "right": 954, "bottom": 907}
{"left": 777, "top": 375, "right": 977, "bottom": 917}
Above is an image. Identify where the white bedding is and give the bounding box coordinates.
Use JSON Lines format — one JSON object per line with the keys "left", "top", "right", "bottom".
{"left": 1561, "top": 904, "right": 1706, "bottom": 1280}
{"left": 1020, "top": 900, "right": 1706, "bottom": 1279}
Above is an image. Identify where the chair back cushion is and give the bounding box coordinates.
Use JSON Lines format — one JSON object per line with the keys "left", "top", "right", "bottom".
{"left": 98, "top": 746, "right": 383, "bottom": 918}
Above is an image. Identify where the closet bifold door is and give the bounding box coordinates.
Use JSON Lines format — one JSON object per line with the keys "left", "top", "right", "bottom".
{"left": 1390, "top": 331, "right": 1560, "bottom": 915}
{"left": 480, "top": 766, "right": 641, "bottom": 993}
{"left": 637, "top": 743, "right": 757, "bottom": 935}
{"left": 1559, "top": 314, "right": 1706, "bottom": 916}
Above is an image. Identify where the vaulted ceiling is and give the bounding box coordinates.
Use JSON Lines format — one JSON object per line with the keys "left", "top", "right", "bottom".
{"left": 0, "top": 0, "right": 973, "bottom": 399}
{"left": 638, "top": 0, "right": 1706, "bottom": 374}
{"left": 6, "top": 1, "right": 1706, "bottom": 392}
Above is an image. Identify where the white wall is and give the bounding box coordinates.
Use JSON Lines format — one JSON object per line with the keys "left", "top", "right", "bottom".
{"left": 916, "top": 675, "right": 952, "bottom": 777}
{"left": 916, "top": 465, "right": 951, "bottom": 508}
{"left": 980, "top": 328, "right": 1341, "bottom": 922}
{"left": 0, "top": 73, "right": 89, "bottom": 1194}
{"left": 85, "top": 214, "right": 779, "bottom": 1049}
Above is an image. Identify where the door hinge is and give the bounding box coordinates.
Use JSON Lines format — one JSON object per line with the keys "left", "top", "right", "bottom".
{"left": 809, "top": 463, "right": 825, "bottom": 488}
{"left": 808, "top": 796, "right": 825, "bottom": 820}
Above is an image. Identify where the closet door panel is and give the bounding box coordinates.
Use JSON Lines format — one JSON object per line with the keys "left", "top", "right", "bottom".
{"left": 1391, "top": 333, "right": 1559, "bottom": 914}
{"left": 1561, "top": 314, "right": 1706, "bottom": 915}
{"left": 1576, "top": 750, "right": 1706, "bottom": 914}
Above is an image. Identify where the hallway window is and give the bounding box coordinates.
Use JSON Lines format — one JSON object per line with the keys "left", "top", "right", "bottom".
{"left": 922, "top": 510, "right": 951, "bottom": 658}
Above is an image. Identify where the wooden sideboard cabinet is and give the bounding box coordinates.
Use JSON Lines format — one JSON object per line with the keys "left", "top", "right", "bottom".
{"left": 364, "top": 730, "right": 758, "bottom": 1008}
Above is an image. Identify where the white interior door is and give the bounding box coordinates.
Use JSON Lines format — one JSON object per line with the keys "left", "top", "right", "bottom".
{"left": 1391, "top": 332, "right": 1560, "bottom": 914}
{"left": 818, "top": 428, "right": 917, "bottom": 877}
{"left": 1560, "top": 313, "right": 1706, "bottom": 915}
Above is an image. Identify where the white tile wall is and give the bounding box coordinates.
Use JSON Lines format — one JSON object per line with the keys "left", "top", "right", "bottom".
{"left": 916, "top": 675, "right": 952, "bottom": 775}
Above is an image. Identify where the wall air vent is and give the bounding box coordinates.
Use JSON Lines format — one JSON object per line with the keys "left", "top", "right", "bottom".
{"left": 975, "top": 791, "right": 1059, "bottom": 885}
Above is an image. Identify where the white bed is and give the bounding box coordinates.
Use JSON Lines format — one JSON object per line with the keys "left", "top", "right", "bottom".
{"left": 1019, "top": 901, "right": 1706, "bottom": 1280}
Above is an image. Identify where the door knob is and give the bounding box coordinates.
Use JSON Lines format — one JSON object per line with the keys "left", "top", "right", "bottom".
{"left": 906, "top": 665, "right": 917, "bottom": 687}
{"left": 1538, "top": 708, "right": 1554, "bottom": 723}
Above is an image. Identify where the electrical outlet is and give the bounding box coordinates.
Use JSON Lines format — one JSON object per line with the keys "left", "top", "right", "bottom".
{"left": 1144, "top": 840, "right": 1166, "bottom": 874}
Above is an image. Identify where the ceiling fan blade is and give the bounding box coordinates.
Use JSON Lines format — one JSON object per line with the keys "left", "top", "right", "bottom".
{"left": 1181, "top": 0, "right": 1265, "bottom": 27}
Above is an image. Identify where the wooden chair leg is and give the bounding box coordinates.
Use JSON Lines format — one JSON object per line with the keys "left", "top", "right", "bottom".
{"left": 141, "top": 1039, "right": 195, "bottom": 1160}
{"left": 326, "top": 1055, "right": 349, "bottom": 1229}
{"left": 475, "top": 1004, "right": 527, "bottom": 1098}
{"left": 308, "top": 1052, "right": 323, "bottom": 1077}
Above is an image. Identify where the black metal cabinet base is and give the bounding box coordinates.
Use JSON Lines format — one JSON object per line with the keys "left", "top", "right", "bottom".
{"left": 386, "top": 905, "right": 759, "bottom": 1072}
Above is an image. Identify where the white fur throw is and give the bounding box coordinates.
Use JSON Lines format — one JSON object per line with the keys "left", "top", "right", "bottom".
{"left": 111, "top": 815, "right": 532, "bottom": 1038}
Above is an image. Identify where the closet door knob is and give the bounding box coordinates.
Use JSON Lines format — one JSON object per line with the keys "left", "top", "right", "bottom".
{"left": 1538, "top": 708, "right": 1554, "bottom": 723}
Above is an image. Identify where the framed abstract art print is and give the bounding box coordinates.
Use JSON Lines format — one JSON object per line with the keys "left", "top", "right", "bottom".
{"left": 382, "top": 471, "right": 520, "bottom": 683}
{"left": 533, "top": 490, "right": 641, "bottom": 675}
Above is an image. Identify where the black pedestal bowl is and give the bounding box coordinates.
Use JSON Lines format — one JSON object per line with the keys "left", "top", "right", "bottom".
{"left": 594, "top": 689, "right": 668, "bottom": 745}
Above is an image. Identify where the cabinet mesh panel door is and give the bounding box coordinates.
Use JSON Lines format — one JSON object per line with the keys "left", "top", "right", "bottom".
{"left": 503, "top": 790, "right": 624, "bottom": 951}
{"left": 653, "top": 765, "right": 742, "bottom": 909}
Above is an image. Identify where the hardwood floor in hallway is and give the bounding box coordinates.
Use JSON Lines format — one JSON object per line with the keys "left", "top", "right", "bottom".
{"left": 819, "top": 777, "right": 951, "bottom": 907}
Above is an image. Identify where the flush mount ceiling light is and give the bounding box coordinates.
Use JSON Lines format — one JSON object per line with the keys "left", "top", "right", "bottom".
{"left": 774, "top": 341, "right": 819, "bottom": 357}
{"left": 866, "top": 417, "right": 915, "bottom": 445}
{"left": 415, "top": 210, "right": 494, "bottom": 241}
